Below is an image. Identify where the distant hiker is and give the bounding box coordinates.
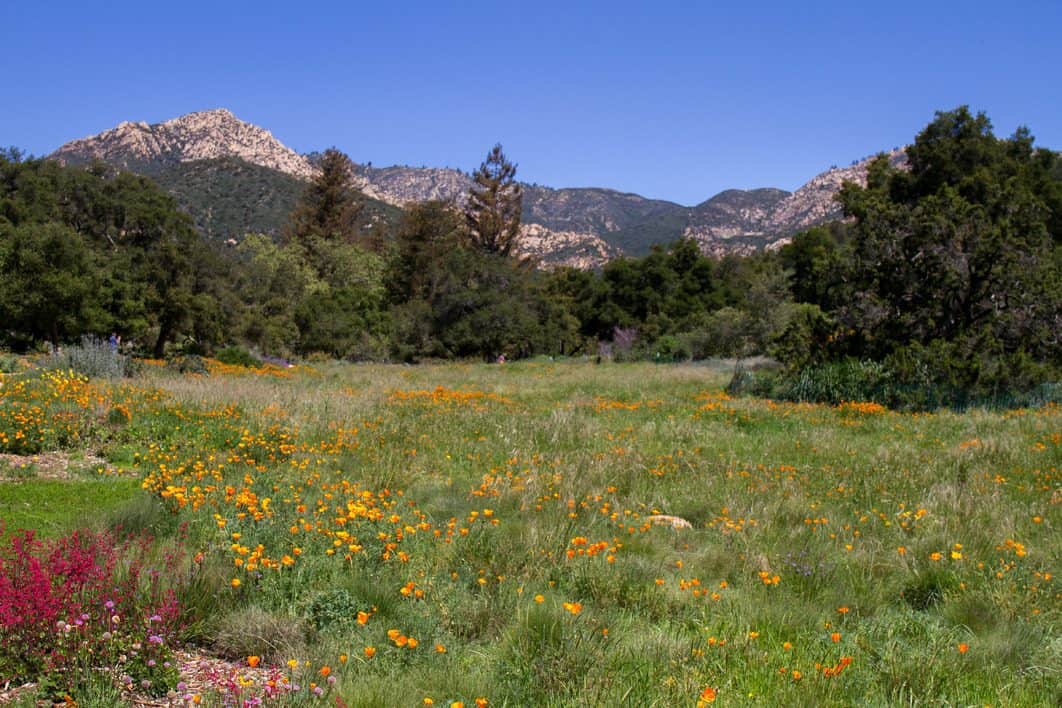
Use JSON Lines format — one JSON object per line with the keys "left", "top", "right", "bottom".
{"left": 108, "top": 332, "right": 119, "bottom": 351}
{"left": 497, "top": 354, "right": 506, "bottom": 364}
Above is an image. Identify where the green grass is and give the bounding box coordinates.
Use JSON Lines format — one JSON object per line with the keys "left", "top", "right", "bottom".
{"left": 2, "top": 359, "right": 1060, "bottom": 705}
{"left": 0, "top": 477, "right": 143, "bottom": 538}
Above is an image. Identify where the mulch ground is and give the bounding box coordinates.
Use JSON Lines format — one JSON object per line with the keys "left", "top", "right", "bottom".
{"left": 0, "top": 649, "right": 280, "bottom": 706}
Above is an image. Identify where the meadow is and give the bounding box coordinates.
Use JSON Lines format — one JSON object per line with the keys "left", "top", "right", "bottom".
{"left": 0, "top": 359, "right": 1058, "bottom": 706}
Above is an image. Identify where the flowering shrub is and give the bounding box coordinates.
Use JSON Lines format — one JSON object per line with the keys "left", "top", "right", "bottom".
{"left": 42, "top": 335, "right": 132, "bottom": 379}
{"left": 0, "top": 525, "right": 184, "bottom": 698}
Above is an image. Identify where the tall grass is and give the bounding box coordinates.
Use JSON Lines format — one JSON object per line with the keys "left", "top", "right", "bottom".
{"left": 4, "top": 359, "right": 1059, "bottom": 705}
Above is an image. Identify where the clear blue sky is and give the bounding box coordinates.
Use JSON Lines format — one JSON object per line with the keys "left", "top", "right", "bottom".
{"left": 2, "top": 1, "right": 1059, "bottom": 205}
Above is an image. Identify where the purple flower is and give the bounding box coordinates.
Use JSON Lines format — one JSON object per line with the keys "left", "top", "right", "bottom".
{"left": 148, "top": 634, "right": 164, "bottom": 645}
{"left": 149, "top": 614, "right": 162, "bottom": 622}
{"left": 148, "top": 659, "right": 157, "bottom": 667}
{"left": 105, "top": 600, "right": 115, "bottom": 610}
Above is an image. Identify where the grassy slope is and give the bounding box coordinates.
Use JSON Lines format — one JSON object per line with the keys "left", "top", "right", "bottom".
{"left": 3, "top": 361, "right": 1059, "bottom": 705}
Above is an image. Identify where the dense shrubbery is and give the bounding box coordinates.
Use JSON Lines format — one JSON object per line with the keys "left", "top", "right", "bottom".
{"left": 765, "top": 107, "right": 1061, "bottom": 407}
{"left": 0, "top": 151, "right": 209, "bottom": 358}
{"left": 214, "top": 345, "right": 262, "bottom": 369}
{"left": 731, "top": 358, "right": 1062, "bottom": 411}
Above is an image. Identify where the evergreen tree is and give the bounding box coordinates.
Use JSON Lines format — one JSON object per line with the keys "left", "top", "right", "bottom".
{"left": 826, "top": 107, "right": 1061, "bottom": 391}
{"left": 465, "top": 144, "right": 522, "bottom": 256}
{"left": 287, "top": 148, "right": 363, "bottom": 247}
{"left": 389, "top": 200, "right": 465, "bottom": 304}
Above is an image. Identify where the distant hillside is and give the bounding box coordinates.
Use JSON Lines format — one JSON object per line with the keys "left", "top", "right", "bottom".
{"left": 522, "top": 186, "right": 691, "bottom": 256}
{"left": 350, "top": 158, "right": 902, "bottom": 260}
{"left": 51, "top": 108, "right": 908, "bottom": 267}
{"left": 153, "top": 157, "right": 403, "bottom": 241}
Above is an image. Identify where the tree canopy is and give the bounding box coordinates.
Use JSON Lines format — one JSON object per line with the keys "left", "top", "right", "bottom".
{"left": 0, "top": 151, "right": 202, "bottom": 355}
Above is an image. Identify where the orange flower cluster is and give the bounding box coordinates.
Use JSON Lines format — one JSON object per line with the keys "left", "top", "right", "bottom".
{"left": 819, "top": 655, "right": 853, "bottom": 677}
{"left": 387, "top": 628, "right": 419, "bottom": 648}
{"left": 837, "top": 400, "right": 888, "bottom": 416}
{"left": 132, "top": 390, "right": 502, "bottom": 583}
{"left": 592, "top": 397, "right": 661, "bottom": 412}
{"left": 388, "top": 386, "right": 513, "bottom": 411}
{"left": 0, "top": 371, "right": 90, "bottom": 452}
{"left": 999, "top": 538, "right": 1028, "bottom": 558}
{"left": 758, "top": 570, "right": 781, "bottom": 586}
{"left": 565, "top": 536, "right": 619, "bottom": 561}
{"left": 204, "top": 358, "right": 300, "bottom": 378}
{"left": 693, "top": 390, "right": 733, "bottom": 416}
{"left": 400, "top": 581, "right": 425, "bottom": 599}
{"left": 675, "top": 577, "right": 724, "bottom": 601}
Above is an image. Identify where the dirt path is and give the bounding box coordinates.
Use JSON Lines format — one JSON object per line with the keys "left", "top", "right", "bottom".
{"left": 0, "top": 452, "right": 106, "bottom": 482}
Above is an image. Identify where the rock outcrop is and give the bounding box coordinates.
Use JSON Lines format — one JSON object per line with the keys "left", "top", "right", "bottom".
{"left": 516, "top": 223, "right": 618, "bottom": 270}
{"left": 53, "top": 109, "right": 315, "bottom": 179}
{"left": 762, "top": 150, "right": 907, "bottom": 235}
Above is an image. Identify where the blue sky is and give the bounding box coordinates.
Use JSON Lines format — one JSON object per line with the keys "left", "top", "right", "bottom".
{"left": 2, "top": 1, "right": 1059, "bottom": 205}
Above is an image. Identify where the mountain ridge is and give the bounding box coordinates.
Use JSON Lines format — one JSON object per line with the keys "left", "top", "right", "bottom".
{"left": 50, "top": 109, "right": 901, "bottom": 267}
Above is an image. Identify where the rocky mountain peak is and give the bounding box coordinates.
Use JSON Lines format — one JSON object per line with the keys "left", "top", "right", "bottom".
{"left": 52, "top": 108, "right": 315, "bottom": 179}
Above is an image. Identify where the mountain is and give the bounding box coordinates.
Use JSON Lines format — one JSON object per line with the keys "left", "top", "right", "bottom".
{"left": 52, "top": 109, "right": 315, "bottom": 179}
{"left": 53, "top": 110, "right": 401, "bottom": 243}
{"left": 50, "top": 109, "right": 901, "bottom": 267}
{"left": 349, "top": 154, "right": 902, "bottom": 262}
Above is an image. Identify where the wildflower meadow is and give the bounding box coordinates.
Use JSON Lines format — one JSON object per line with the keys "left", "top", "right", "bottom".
{"left": 0, "top": 359, "right": 1058, "bottom": 706}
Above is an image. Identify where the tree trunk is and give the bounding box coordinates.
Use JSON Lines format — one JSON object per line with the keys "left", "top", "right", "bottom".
{"left": 153, "top": 320, "right": 172, "bottom": 359}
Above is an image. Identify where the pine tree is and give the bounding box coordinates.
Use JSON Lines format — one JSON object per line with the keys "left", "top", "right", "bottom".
{"left": 465, "top": 144, "right": 522, "bottom": 256}
{"left": 287, "top": 148, "right": 363, "bottom": 245}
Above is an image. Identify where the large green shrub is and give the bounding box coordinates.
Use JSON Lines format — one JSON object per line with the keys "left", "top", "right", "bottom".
{"left": 214, "top": 345, "right": 262, "bottom": 369}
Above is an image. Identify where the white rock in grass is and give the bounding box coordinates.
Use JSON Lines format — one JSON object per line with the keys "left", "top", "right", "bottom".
{"left": 645, "top": 514, "right": 692, "bottom": 529}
